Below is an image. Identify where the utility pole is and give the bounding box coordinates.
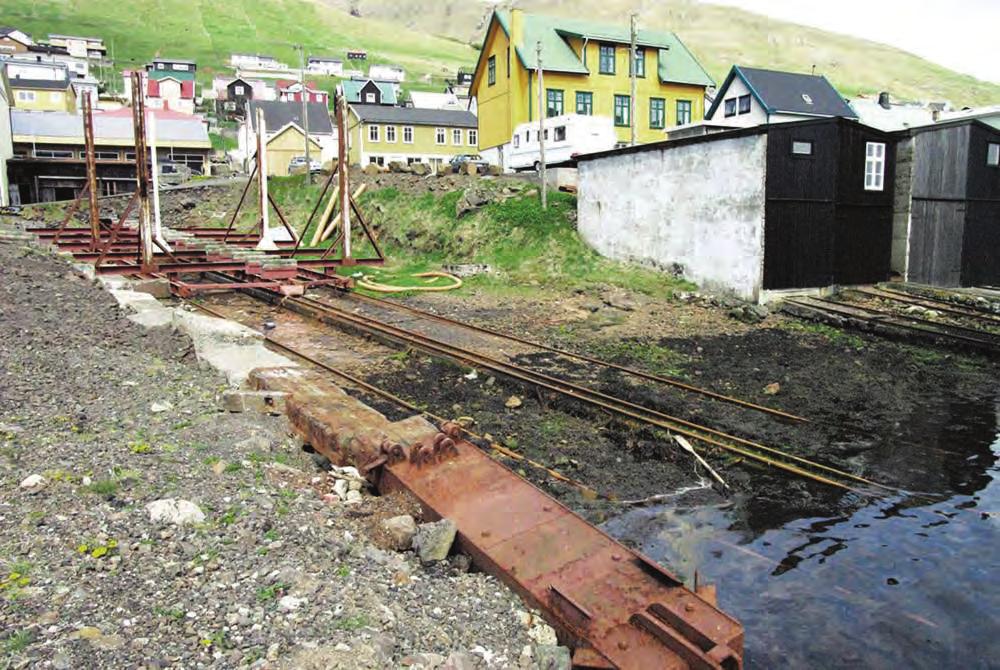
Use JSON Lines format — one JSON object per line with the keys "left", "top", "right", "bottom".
{"left": 82, "top": 92, "right": 100, "bottom": 248}
{"left": 630, "top": 13, "right": 638, "bottom": 147}
{"left": 296, "top": 44, "right": 312, "bottom": 185}
{"left": 256, "top": 107, "right": 277, "bottom": 251}
{"left": 536, "top": 41, "right": 547, "bottom": 210}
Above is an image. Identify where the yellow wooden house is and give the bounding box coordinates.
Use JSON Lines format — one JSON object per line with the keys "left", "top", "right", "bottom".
{"left": 471, "top": 10, "right": 714, "bottom": 161}
{"left": 10, "top": 77, "right": 77, "bottom": 113}
{"left": 347, "top": 105, "right": 479, "bottom": 171}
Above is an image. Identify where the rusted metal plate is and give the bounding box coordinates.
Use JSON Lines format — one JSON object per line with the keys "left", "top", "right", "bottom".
{"left": 254, "top": 368, "right": 744, "bottom": 669}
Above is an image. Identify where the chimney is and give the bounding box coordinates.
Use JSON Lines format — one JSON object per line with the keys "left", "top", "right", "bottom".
{"left": 878, "top": 91, "right": 891, "bottom": 109}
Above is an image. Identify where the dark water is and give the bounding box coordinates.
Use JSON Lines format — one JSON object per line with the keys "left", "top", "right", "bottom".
{"left": 603, "top": 398, "right": 1000, "bottom": 669}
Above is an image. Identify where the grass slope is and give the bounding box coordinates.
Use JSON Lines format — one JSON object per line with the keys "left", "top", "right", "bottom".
{"left": 328, "top": 0, "right": 1000, "bottom": 106}
{"left": 4, "top": 0, "right": 477, "bottom": 91}
{"left": 239, "top": 175, "right": 689, "bottom": 297}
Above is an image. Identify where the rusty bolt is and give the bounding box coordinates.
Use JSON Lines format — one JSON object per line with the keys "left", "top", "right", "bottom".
{"left": 439, "top": 437, "right": 457, "bottom": 457}
{"left": 618, "top": 640, "right": 629, "bottom": 651}
{"left": 685, "top": 602, "right": 696, "bottom": 613}
{"left": 440, "top": 422, "right": 462, "bottom": 438}
{"left": 611, "top": 553, "right": 622, "bottom": 562}
{"left": 481, "top": 530, "right": 491, "bottom": 538}
{"left": 419, "top": 444, "right": 435, "bottom": 465}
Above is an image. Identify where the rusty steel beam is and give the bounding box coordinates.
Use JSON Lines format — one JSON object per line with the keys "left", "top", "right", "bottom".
{"left": 250, "top": 367, "right": 744, "bottom": 670}
{"left": 82, "top": 92, "right": 101, "bottom": 248}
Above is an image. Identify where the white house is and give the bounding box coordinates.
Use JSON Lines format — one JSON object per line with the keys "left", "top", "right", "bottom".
{"left": 848, "top": 93, "right": 940, "bottom": 132}
{"left": 0, "top": 74, "right": 13, "bottom": 206}
{"left": 705, "top": 66, "right": 858, "bottom": 127}
{"left": 307, "top": 56, "right": 344, "bottom": 77}
{"left": 368, "top": 64, "right": 405, "bottom": 83}
{"left": 231, "top": 53, "right": 287, "bottom": 71}
{"left": 3, "top": 58, "right": 67, "bottom": 81}
{"left": 409, "top": 91, "right": 465, "bottom": 111}
{"left": 45, "top": 34, "right": 106, "bottom": 59}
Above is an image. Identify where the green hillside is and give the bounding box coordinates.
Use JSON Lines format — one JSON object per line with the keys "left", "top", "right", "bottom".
{"left": 6, "top": 0, "right": 998, "bottom": 106}
{"left": 326, "top": 0, "right": 1000, "bottom": 106}
{"left": 3, "top": 0, "right": 477, "bottom": 91}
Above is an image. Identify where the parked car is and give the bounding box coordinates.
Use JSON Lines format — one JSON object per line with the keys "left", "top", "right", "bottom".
{"left": 508, "top": 114, "right": 617, "bottom": 172}
{"left": 449, "top": 154, "right": 491, "bottom": 173}
{"left": 155, "top": 161, "right": 193, "bottom": 185}
{"left": 288, "top": 155, "right": 322, "bottom": 174}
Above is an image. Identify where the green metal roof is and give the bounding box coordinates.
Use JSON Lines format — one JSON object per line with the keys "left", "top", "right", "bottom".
{"left": 495, "top": 11, "right": 714, "bottom": 87}
{"left": 341, "top": 79, "right": 397, "bottom": 105}
{"left": 148, "top": 70, "right": 195, "bottom": 82}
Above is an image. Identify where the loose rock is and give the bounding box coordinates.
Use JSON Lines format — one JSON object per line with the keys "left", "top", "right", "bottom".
{"left": 145, "top": 498, "right": 205, "bottom": 525}
{"left": 412, "top": 519, "right": 457, "bottom": 563}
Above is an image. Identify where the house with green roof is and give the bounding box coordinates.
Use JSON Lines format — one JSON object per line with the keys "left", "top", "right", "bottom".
{"left": 341, "top": 79, "right": 397, "bottom": 106}
{"left": 470, "top": 9, "right": 714, "bottom": 160}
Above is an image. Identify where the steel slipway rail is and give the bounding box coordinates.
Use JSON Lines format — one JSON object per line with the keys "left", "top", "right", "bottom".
{"left": 242, "top": 363, "right": 745, "bottom": 670}
{"left": 201, "top": 273, "right": 891, "bottom": 495}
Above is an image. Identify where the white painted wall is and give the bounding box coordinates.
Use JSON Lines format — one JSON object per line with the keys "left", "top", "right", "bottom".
{"left": 706, "top": 77, "right": 767, "bottom": 127}
{"left": 577, "top": 133, "right": 769, "bottom": 301}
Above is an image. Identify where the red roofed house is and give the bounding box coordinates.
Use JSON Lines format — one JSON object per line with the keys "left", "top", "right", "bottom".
{"left": 276, "top": 79, "right": 328, "bottom": 105}
{"left": 123, "top": 58, "right": 197, "bottom": 115}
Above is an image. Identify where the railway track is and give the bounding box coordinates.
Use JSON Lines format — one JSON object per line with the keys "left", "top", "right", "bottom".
{"left": 330, "top": 287, "right": 809, "bottom": 424}
{"left": 847, "top": 286, "right": 1000, "bottom": 327}
{"left": 785, "top": 295, "right": 1000, "bottom": 355}
{"left": 198, "top": 273, "right": 891, "bottom": 495}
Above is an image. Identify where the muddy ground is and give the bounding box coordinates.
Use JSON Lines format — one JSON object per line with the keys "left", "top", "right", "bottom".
{"left": 357, "top": 290, "right": 1000, "bottom": 539}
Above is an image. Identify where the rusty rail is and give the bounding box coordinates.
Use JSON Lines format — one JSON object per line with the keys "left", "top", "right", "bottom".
{"left": 339, "top": 290, "right": 809, "bottom": 424}
{"left": 208, "top": 275, "right": 890, "bottom": 494}
{"left": 251, "top": 365, "right": 745, "bottom": 669}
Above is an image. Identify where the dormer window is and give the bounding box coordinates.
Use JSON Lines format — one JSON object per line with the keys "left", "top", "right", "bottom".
{"left": 738, "top": 94, "right": 751, "bottom": 114}
{"left": 802, "top": 93, "right": 813, "bottom": 105}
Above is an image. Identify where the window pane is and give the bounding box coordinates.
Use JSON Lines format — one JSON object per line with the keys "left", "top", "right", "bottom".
{"left": 724, "top": 98, "right": 736, "bottom": 117}
{"left": 738, "top": 94, "right": 751, "bottom": 114}
{"left": 792, "top": 141, "right": 813, "bottom": 155}
{"left": 989, "top": 143, "right": 1000, "bottom": 166}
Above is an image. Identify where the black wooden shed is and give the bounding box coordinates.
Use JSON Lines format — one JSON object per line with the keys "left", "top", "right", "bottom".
{"left": 893, "top": 119, "right": 1000, "bottom": 287}
{"left": 763, "top": 118, "right": 898, "bottom": 290}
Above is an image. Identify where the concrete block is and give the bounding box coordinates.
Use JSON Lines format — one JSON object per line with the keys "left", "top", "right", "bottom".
{"left": 131, "top": 278, "right": 172, "bottom": 299}
{"left": 221, "top": 389, "right": 288, "bottom": 414}
{"left": 128, "top": 308, "right": 175, "bottom": 328}
{"left": 172, "top": 309, "right": 262, "bottom": 346}
{"left": 109, "top": 289, "right": 166, "bottom": 313}
{"left": 198, "top": 343, "right": 297, "bottom": 387}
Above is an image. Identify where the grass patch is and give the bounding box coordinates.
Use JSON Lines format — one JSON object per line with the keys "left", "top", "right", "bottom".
{"left": 256, "top": 582, "right": 287, "bottom": 603}
{"left": 209, "top": 133, "right": 237, "bottom": 152}
{"left": 333, "top": 614, "right": 369, "bottom": 631}
{"left": 3, "top": 630, "right": 31, "bottom": 655}
{"left": 83, "top": 479, "right": 119, "bottom": 497}
{"left": 779, "top": 320, "right": 866, "bottom": 350}
{"left": 585, "top": 339, "right": 691, "bottom": 378}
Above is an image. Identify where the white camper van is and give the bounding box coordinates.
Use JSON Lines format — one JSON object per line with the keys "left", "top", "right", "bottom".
{"left": 508, "top": 114, "right": 617, "bottom": 171}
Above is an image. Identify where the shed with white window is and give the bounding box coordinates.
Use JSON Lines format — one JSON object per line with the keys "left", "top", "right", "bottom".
{"left": 892, "top": 118, "right": 1000, "bottom": 287}
{"left": 574, "top": 117, "right": 897, "bottom": 302}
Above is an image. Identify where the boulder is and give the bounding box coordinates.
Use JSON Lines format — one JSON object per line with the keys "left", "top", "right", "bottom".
{"left": 412, "top": 519, "right": 457, "bottom": 563}
{"left": 533, "top": 645, "right": 572, "bottom": 670}
{"left": 363, "top": 163, "right": 381, "bottom": 176}
{"left": 455, "top": 187, "right": 492, "bottom": 218}
{"left": 20, "top": 474, "right": 46, "bottom": 492}
{"left": 382, "top": 515, "right": 418, "bottom": 551}
{"left": 410, "top": 162, "right": 430, "bottom": 176}
{"left": 464, "top": 163, "right": 479, "bottom": 176}
{"left": 146, "top": 499, "right": 206, "bottom": 526}
{"left": 388, "top": 161, "right": 409, "bottom": 174}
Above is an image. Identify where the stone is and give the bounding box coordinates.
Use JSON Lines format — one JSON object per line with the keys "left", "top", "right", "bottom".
{"left": 412, "top": 519, "right": 457, "bottom": 563}
{"left": 332, "top": 479, "right": 349, "bottom": 499}
{"left": 528, "top": 621, "right": 558, "bottom": 646}
{"left": 221, "top": 389, "right": 288, "bottom": 414}
{"left": 763, "top": 382, "right": 781, "bottom": 396}
{"left": 363, "top": 163, "right": 381, "bottom": 176}
{"left": 278, "top": 595, "right": 305, "bottom": 612}
{"left": 345, "top": 490, "right": 362, "bottom": 505}
{"left": 382, "top": 515, "right": 418, "bottom": 551}
{"left": 150, "top": 401, "right": 173, "bottom": 413}
{"left": 146, "top": 499, "right": 206, "bottom": 526}
{"left": 533, "top": 645, "right": 572, "bottom": 670}
{"left": 505, "top": 395, "right": 523, "bottom": 409}
{"left": 20, "top": 473, "right": 46, "bottom": 492}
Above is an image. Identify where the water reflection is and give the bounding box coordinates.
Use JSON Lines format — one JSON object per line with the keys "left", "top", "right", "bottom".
{"left": 603, "top": 397, "right": 1000, "bottom": 668}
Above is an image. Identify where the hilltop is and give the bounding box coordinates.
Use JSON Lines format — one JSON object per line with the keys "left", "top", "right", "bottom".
{"left": 324, "top": 0, "right": 1000, "bottom": 106}
{"left": 5, "top": 0, "right": 998, "bottom": 106}
{"left": 2, "top": 0, "right": 477, "bottom": 91}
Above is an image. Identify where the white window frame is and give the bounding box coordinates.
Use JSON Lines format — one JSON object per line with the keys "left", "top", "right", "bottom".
{"left": 987, "top": 142, "right": 1000, "bottom": 167}
{"left": 365, "top": 92, "right": 376, "bottom": 103}
{"left": 385, "top": 125, "right": 397, "bottom": 143}
{"left": 17, "top": 90, "right": 35, "bottom": 102}
{"left": 174, "top": 63, "right": 189, "bottom": 71}
{"left": 435, "top": 127, "right": 446, "bottom": 145}
{"left": 368, "top": 124, "right": 380, "bottom": 143}
{"left": 864, "top": 141, "right": 886, "bottom": 191}
{"left": 403, "top": 126, "right": 414, "bottom": 144}
{"left": 452, "top": 128, "right": 462, "bottom": 145}
{"left": 468, "top": 129, "right": 477, "bottom": 146}
{"left": 234, "top": 85, "right": 245, "bottom": 95}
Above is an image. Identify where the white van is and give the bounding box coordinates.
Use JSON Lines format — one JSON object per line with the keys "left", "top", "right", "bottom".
{"left": 508, "top": 114, "right": 617, "bottom": 171}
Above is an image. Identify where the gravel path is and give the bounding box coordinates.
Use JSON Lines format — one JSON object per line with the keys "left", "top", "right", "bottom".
{"left": 0, "top": 237, "right": 541, "bottom": 668}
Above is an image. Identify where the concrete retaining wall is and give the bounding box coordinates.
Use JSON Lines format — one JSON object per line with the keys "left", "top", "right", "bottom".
{"left": 577, "top": 133, "right": 768, "bottom": 301}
